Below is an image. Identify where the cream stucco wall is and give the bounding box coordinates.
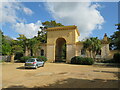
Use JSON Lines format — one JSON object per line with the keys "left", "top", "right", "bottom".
{"left": 46, "top": 26, "right": 79, "bottom": 63}
{"left": 101, "top": 44, "right": 110, "bottom": 59}
{"left": 37, "top": 26, "right": 117, "bottom": 63}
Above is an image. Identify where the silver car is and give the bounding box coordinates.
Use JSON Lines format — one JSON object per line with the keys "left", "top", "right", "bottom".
{"left": 25, "top": 58, "right": 44, "bottom": 69}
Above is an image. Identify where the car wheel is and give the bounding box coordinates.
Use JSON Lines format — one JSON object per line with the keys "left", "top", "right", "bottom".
{"left": 35, "top": 66, "right": 37, "bottom": 69}
{"left": 42, "top": 64, "right": 44, "bottom": 67}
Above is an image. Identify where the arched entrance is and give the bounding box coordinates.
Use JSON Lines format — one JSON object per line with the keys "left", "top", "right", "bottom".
{"left": 46, "top": 25, "right": 80, "bottom": 63}
{"left": 55, "top": 38, "right": 66, "bottom": 62}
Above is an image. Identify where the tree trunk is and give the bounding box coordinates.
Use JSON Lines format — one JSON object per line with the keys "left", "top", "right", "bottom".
{"left": 24, "top": 46, "right": 29, "bottom": 56}
{"left": 31, "top": 49, "right": 33, "bottom": 56}
{"left": 92, "top": 52, "right": 96, "bottom": 61}
{"left": 10, "top": 54, "right": 15, "bottom": 63}
{"left": 89, "top": 50, "right": 92, "bottom": 58}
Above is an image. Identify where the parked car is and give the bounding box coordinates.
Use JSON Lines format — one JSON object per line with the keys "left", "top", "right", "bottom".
{"left": 24, "top": 58, "right": 44, "bottom": 69}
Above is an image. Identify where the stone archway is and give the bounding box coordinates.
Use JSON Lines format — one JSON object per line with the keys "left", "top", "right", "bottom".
{"left": 55, "top": 38, "right": 66, "bottom": 62}
{"left": 46, "top": 25, "right": 80, "bottom": 63}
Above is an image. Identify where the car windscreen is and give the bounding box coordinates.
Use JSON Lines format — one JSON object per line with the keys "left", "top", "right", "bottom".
{"left": 37, "top": 59, "right": 43, "bottom": 62}
{"left": 27, "top": 59, "right": 35, "bottom": 62}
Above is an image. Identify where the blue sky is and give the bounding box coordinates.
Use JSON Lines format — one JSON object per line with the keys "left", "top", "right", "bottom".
{"left": 1, "top": 2, "right": 119, "bottom": 40}
{"left": 91, "top": 2, "right": 118, "bottom": 39}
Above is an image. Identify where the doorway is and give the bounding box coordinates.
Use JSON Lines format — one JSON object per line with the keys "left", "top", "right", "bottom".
{"left": 55, "top": 38, "right": 66, "bottom": 62}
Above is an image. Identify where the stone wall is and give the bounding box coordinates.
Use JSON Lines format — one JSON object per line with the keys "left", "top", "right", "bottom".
{"left": 46, "top": 26, "right": 80, "bottom": 63}
{"left": 101, "top": 44, "right": 110, "bottom": 59}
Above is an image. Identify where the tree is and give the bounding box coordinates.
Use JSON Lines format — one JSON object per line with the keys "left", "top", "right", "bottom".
{"left": 62, "top": 43, "right": 66, "bottom": 60}
{"left": 28, "top": 37, "right": 41, "bottom": 56}
{"left": 37, "top": 29, "right": 47, "bottom": 43}
{"left": 42, "top": 20, "right": 64, "bottom": 28}
{"left": 10, "top": 40, "right": 23, "bottom": 63}
{"left": 0, "top": 30, "right": 2, "bottom": 55}
{"left": 115, "top": 23, "right": 120, "bottom": 30}
{"left": 110, "top": 24, "right": 120, "bottom": 50}
{"left": 37, "top": 20, "right": 64, "bottom": 43}
{"left": 1, "top": 31, "right": 13, "bottom": 56}
{"left": 83, "top": 37, "right": 101, "bottom": 60}
{"left": 2, "top": 43, "right": 12, "bottom": 55}
{"left": 17, "top": 34, "right": 29, "bottom": 56}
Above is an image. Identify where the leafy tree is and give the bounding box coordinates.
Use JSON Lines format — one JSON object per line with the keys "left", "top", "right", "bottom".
{"left": 37, "top": 29, "right": 47, "bottom": 43}
{"left": 28, "top": 37, "right": 41, "bottom": 56}
{"left": 17, "top": 34, "right": 29, "bottom": 56}
{"left": 62, "top": 44, "right": 66, "bottom": 60}
{"left": 38, "top": 20, "right": 64, "bottom": 43}
{"left": 2, "top": 43, "right": 12, "bottom": 55}
{"left": 42, "top": 20, "right": 64, "bottom": 28}
{"left": 10, "top": 40, "right": 24, "bottom": 63}
{"left": 110, "top": 24, "right": 120, "bottom": 50}
{"left": 0, "top": 30, "right": 3, "bottom": 55}
{"left": 1, "top": 31, "right": 24, "bottom": 62}
{"left": 115, "top": 23, "right": 120, "bottom": 30}
{"left": 1, "top": 31, "right": 13, "bottom": 55}
{"left": 83, "top": 37, "right": 101, "bottom": 60}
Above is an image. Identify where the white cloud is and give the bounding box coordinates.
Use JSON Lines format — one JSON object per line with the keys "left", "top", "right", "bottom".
{"left": 13, "top": 20, "right": 42, "bottom": 38}
{"left": 0, "top": 2, "right": 38, "bottom": 39}
{"left": 0, "top": 2, "right": 19, "bottom": 23}
{"left": 0, "top": 2, "right": 33, "bottom": 24}
{"left": 23, "top": 7, "right": 33, "bottom": 15}
{"left": 45, "top": 2, "right": 105, "bottom": 40}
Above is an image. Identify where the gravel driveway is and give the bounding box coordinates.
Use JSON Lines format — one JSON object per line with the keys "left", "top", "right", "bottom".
{"left": 1, "top": 63, "right": 120, "bottom": 88}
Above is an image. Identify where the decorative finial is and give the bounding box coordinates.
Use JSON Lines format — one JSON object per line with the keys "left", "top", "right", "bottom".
{"left": 103, "top": 33, "right": 108, "bottom": 42}
{"left": 104, "top": 33, "right": 107, "bottom": 37}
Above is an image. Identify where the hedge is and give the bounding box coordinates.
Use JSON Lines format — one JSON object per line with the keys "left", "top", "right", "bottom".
{"left": 71, "top": 56, "right": 94, "bottom": 65}
{"left": 113, "top": 53, "right": 120, "bottom": 63}
{"left": 20, "top": 56, "right": 47, "bottom": 63}
{"left": 20, "top": 56, "right": 35, "bottom": 62}
{"left": 37, "top": 56, "right": 47, "bottom": 62}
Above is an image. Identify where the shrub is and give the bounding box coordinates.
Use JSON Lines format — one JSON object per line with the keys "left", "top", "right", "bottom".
{"left": 113, "top": 53, "right": 120, "bottom": 63}
{"left": 102, "top": 59, "right": 115, "bottom": 63}
{"left": 82, "top": 57, "right": 94, "bottom": 65}
{"left": 71, "top": 56, "right": 94, "bottom": 65}
{"left": 20, "top": 56, "right": 33, "bottom": 62}
{"left": 71, "top": 56, "right": 82, "bottom": 64}
{"left": 14, "top": 52, "right": 23, "bottom": 60}
{"left": 37, "top": 56, "right": 47, "bottom": 62}
{"left": 20, "top": 56, "right": 47, "bottom": 63}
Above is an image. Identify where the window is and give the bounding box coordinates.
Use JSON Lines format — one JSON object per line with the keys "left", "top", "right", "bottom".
{"left": 37, "top": 58, "right": 42, "bottom": 62}
{"left": 81, "top": 49, "right": 86, "bottom": 55}
{"left": 27, "top": 59, "right": 35, "bottom": 62}
{"left": 41, "top": 49, "right": 44, "bottom": 56}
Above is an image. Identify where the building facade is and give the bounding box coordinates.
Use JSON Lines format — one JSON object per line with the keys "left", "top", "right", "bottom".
{"left": 37, "top": 25, "right": 118, "bottom": 63}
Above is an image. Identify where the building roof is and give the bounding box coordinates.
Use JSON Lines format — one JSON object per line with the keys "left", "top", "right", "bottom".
{"left": 46, "top": 25, "right": 80, "bottom": 36}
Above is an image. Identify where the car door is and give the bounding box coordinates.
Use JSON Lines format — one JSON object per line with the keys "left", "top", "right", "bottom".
{"left": 36, "top": 59, "right": 40, "bottom": 67}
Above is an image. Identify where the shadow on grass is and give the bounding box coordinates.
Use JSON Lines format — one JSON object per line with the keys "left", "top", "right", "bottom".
{"left": 2, "top": 78, "right": 119, "bottom": 89}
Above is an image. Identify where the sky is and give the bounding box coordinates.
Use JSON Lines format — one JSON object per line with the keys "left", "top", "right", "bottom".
{"left": 0, "top": 1, "right": 119, "bottom": 41}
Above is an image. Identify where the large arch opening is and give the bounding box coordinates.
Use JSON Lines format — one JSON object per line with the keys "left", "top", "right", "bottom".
{"left": 55, "top": 38, "right": 66, "bottom": 62}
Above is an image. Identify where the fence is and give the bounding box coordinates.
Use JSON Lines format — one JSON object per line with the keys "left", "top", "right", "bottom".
{"left": 1, "top": 56, "right": 11, "bottom": 62}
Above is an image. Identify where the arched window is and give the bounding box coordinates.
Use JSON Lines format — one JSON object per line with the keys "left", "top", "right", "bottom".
{"left": 41, "top": 49, "right": 44, "bottom": 56}
{"left": 81, "top": 49, "right": 86, "bottom": 55}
